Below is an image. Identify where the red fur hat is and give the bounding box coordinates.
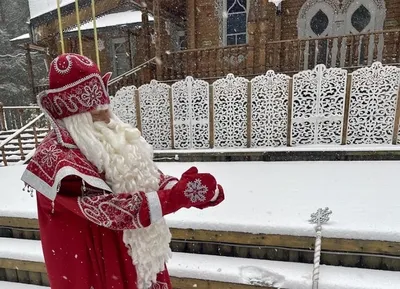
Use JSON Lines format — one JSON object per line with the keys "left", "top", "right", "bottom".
{"left": 38, "top": 53, "right": 112, "bottom": 147}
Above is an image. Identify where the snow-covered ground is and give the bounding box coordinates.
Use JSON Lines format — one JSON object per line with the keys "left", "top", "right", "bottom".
{"left": 1, "top": 161, "right": 400, "bottom": 242}
{"left": 1, "top": 237, "right": 400, "bottom": 289}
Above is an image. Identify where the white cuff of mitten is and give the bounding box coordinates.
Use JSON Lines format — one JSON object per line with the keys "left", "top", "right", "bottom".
{"left": 211, "top": 186, "right": 220, "bottom": 202}
{"left": 164, "top": 180, "right": 178, "bottom": 190}
{"left": 146, "top": 191, "right": 162, "bottom": 223}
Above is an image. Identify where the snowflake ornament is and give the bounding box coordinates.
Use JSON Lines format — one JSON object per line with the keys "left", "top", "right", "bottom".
{"left": 309, "top": 207, "right": 332, "bottom": 225}
{"left": 184, "top": 179, "right": 208, "bottom": 203}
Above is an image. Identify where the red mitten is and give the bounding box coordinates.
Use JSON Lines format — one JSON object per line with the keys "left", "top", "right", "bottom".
{"left": 159, "top": 167, "right": 220, "bottom": 214}
{"left": 194, "top": 184, "right": 225, "bottom": 210}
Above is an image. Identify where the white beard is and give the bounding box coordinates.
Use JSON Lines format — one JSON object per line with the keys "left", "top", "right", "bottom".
{"left": 62, "top": 110, "right": 172, "bottom": 289}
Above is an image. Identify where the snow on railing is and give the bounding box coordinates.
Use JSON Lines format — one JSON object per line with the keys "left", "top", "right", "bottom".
{"left": 0, "top": 104, "right": 41, "bottom": 131}
{"left": 0, "top": 113, "right": 47, "bottom": 166}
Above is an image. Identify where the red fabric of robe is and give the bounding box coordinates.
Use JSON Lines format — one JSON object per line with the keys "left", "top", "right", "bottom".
{"left": 37, "top": 174, "right": 175, "bottom": 289}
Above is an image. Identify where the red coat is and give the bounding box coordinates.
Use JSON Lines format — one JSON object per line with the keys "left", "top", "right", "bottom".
{"left": 37, "top": 174, "right": 175, "bottom": 289}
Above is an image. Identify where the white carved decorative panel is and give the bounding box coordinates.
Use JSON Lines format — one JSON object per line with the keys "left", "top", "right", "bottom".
{"left": 291, "top": 64, "right": 347, "bottom": 145}
{"left": 213, "top": 73, "right": 248, "bottom": 148}
{"left": 138, "top": 80, "right": 172, "bottom": 149}
{"left": 172, "top": 76, "right": 210, "bottom": 149}
{"left": 251, "top": 70, "right": 289, "bottom": 147}
{"left": 110, "top": 85, "right": 137, "bottom": 127}
{"left": 347, "top": 62, "right": 400, "bottom": 145}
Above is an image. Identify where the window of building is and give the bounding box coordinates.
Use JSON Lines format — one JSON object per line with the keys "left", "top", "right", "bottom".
{"left": 111, "top": 38, "right": 131, "bottom": 76}
{"left": 225, "top": 0, "right": 248, "bottom": 46}
{"left": 351, "top": 4, "right": 372, "bottom": 33}
{"left": 310, "top": 10, "right": 329, "bottom": 36}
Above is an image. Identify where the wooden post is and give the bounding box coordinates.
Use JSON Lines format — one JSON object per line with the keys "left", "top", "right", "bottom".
{"left": 274, "top": 3, "right": 282, "bottom": 71}
{"left": 18, "top": 136, "right": 25, "bottom": 161}
{"left": 1, "top": 148, "right": 7, "bottom": 166}
{"left": 341, "top": 74, "right": 353, "bottom": 145}
{"left": 0, "top": 102, "right": 5, "bottom": 131}
{"left": 135, "top": 89, "right": 142, "bottom": 132}
{"left": 247, "top": 0, "right": 258, "bottom": 75}
{"left": 141, "top": 6, "right": 151, "bottom": 83}
{"left": 209, "top": 85, "right": 215, "bottom": 148}
{"left": 187, "top": 0, "right": 196, "bottom": 49}
{"left": 25, "top": 45, "right": 36, "bottom": 103}
{"left": 33, "top": 126, "right": 39, "bottom": 148}
{"left": 153, "top": 0, "right": 162, "bottom": 80}
{"left": 246, "top": 82, "right": 252, "bottom": 148}
{"left": 287, "top": 78, "right": 293, "bottom": 146}
{"left": 258, "top": 0, "right": 268, "bottom": 73}
{"left": 392, "top": 86, "right": 400, "bottom": 144}
{"left": 128, "top": 30, "right": 134, "bottom": 70}
{"left": 169, "top": 88, "right": 175, "bottom": 149}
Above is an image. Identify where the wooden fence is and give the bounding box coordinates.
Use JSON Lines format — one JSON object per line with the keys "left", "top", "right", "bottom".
{"left": 110, "top": 61, "right": 400, "bottom": 150}
{"left": 0, "top": 105, "right": 47, "bottom": 131}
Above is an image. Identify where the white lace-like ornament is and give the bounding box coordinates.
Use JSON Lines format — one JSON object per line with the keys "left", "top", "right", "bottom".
{"left": 172, "top": 77, "right": 210, "bottom": 149}
{"left": 291, "top": 64, "right": 347, "bottom": 145}
{"left": 111, "top": 85, "right": 138, "bottom": 127}
{"left": 184, "top": 179, "right": 208, "bottom": 203}
{"left": 346, "top": 62, "right": 400, "bottom": 145}
{"left": 139, "top": 80, "right": 172, "bottom": 149}
{"left": 213, "top": 74, "right": 249, "bottom": 148}
{"left": 251, "top": 70, "right": 289, "bottom": 147}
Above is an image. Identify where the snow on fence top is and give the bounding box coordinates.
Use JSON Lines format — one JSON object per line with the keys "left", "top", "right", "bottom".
{"left": 110, "top": 62, "right": 400, "bottom": 150}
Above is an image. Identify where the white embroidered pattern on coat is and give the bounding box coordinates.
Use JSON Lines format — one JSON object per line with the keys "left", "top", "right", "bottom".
{"left": 53, "top": 55, "right": 73, "bottom": 75}
{"left": 184, "top": 179, "right": 208, "bottom": 203}
{"left": 40, "top": 143, "right": 63, "bottom": 167}
{"left": 77, "top": 193, "right": 144, "bottom": 230}
{"left": 81, "top": 83, "right": 103, "bottom": 107}
{"left": 151, "top": 281, "right": 169, "bottom": 289}
{"left": 43, "top": 76, "right": 108, "bottom": 118}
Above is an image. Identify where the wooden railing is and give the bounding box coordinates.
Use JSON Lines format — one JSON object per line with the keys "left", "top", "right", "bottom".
{"left": 264, "top": 29, "right": 400, "bottom": 74}
{"left": 108, "top": 57, "right": 157, "bottom": 95}
{"left": 161, "top": 29, "right": 400, "bottom": 81}
{"left": 161, "top": 44, "right": 253, "bottom": 82}
{"left": 0, "top": 113, "right": 49, "bottom": 166}
{"left": 0, "top": 104, "right": 45, "bottom": 131}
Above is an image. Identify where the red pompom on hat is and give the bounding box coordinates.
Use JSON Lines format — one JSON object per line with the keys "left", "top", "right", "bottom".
{"left": 38, "top": 53, "right": 113, "bottom": 148}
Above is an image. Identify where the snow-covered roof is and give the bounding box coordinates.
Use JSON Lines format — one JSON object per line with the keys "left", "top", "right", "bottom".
{"left": 10, "top": 33, "right": 30, "bottom": 43}
{"left": 66, "top": 10, "right": 152, "bottom": 32}
{"left": 28, "top": 0, "right": 75, "bottom": 19}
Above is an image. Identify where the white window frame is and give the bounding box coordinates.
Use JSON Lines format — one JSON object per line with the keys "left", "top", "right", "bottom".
{"left": 223, "top": 0, "right": 249, "bottom": 46}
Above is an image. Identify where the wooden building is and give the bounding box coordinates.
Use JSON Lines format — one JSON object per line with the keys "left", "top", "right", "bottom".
{"left": 11, "top": 0, "right": 400, "bottom": 92}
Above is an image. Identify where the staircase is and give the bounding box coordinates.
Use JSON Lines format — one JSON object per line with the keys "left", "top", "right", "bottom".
{"left": 0, "top": 128, "right": 48, "bottom": 166}
{"left": 1, "top": 216, "right": 400, "bottom": 288}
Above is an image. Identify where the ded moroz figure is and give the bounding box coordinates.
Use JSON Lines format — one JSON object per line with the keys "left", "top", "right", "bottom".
{"left": 21, "top": 53, "right": 225, "bottom": 289}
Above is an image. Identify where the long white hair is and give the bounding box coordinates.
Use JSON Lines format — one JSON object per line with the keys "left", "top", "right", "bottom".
{"left": 62, "top": 107, "right": 172, "bottom": 289}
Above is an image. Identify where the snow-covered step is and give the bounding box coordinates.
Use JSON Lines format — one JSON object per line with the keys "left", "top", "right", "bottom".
{"left": 0, "top": 282, "right": 47, "bottom": 289}
{"left": 1, "top": 238, "right": 400, "bottom": 289}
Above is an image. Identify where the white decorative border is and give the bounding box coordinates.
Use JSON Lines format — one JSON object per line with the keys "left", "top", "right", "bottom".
{"left": 145, "top": 191, "right": 163, "bottom": 223}
{"left": 21, "top": 166, "right": 112, "bottom": 201}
